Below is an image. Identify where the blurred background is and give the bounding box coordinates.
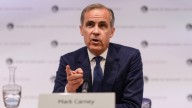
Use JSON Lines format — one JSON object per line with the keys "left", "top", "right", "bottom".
{"left": 0, "top": 0, "right": 192, "bottom": 108}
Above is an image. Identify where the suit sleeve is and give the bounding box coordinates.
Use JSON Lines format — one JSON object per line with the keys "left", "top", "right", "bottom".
{"left": 116, "top": 49, "right": 144, "bottom": 108}
{"left": 52, "top": 56, "right": 67, "bottom": 93}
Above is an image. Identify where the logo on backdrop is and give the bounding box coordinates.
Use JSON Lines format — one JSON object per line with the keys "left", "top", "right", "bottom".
{"left": 187, "top": 94, "right": 192, "bottom": 101}
{"left": 141, "top": 5, "right": 148, "bottom": 13}
{"left": 51, "top": 5, "right": 59, "bottom": 13}
{"left": 50, "top": 75, "right": 56, "bottom": 83}
{"left": 6, "top": 58, "right": 13, "bottom": 65}
{"left": 186, "top": 59, "right": 192, "bottom": 66}
{"left": 7, "top": 23, "right": 14, "bottom": 30}
{"left": 144, "top": 76, "right": 149, "bottom": 83}
{"left": 186, "top": 23, "right": 192, "bottom": 31}
{"left": 141, "top": 40, "right": 149, "bottom": 48}
{"left": 51, "top": 40, "right": 59, "bottom": 47}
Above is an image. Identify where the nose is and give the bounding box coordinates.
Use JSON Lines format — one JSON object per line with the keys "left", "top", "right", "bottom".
{"left": 93, "top": 26, "right": 100, "bottom": 35}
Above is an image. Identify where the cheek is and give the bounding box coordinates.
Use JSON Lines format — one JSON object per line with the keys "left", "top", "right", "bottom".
{"left": 100, "top": 37, "right": 110, "bottom": 47}
{"left": 83, "top": 35, "right": 90, "bottom": 44}
{"left": 103, "top": 34, "right": 111, "bottom": 42}
{"left": 82, "top": 29, "right": 91, "bottom": 37}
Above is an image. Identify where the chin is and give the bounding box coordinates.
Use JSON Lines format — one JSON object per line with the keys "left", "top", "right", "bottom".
{"left": 89, "top": 47, "right": 103, "bottom": 55}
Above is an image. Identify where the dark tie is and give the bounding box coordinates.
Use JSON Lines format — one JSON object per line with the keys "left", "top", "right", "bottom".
{"left": 93, "top": 56, "right": 103, "bottom": 92}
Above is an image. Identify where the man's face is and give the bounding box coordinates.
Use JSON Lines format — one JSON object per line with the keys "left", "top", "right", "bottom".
{"left": 80, "top": 8, "right": 115, "bottom": 56}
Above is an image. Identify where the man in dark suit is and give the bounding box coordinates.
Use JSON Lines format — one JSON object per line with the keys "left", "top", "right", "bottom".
{"left": 53, "top": 3, "right": 143, "bottom": 108}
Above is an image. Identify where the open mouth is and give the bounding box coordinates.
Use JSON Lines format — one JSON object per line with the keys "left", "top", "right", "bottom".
{"left": 92, "top": 39, "right": 99, "bottom": 42}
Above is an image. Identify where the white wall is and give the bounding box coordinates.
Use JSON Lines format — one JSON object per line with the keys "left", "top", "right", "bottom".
{"left": 0, "top": 0, "right": 192, "bottom": 108}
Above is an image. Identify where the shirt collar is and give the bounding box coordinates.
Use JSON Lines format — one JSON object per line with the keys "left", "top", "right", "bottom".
{"left": 87, "top": 48, "right": 108, "bottom": 61}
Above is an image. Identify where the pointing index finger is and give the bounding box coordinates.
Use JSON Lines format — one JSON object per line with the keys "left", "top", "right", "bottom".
{"left": 65, "top": 65, "right": 72, "bottom": 76}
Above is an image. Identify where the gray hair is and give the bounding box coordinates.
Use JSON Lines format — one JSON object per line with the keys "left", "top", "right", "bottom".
{"left": 80, "top": 3, "right": 115, "bottom": 27}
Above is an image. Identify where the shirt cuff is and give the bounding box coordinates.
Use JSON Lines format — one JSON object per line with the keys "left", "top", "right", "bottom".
{"left": 64, "top": 86, "right": 69, "bottom": 93}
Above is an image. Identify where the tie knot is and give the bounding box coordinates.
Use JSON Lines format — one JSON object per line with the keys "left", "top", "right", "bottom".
{"left": 94, "top": 56, "right": 102, "bottom": 65}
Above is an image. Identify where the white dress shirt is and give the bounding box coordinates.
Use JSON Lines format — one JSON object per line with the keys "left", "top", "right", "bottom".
{"left": 87, "top": 48, "right": 108, "bottom": 83}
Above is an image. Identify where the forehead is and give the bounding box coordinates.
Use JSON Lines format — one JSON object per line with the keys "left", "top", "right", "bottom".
{"left": 83, "top": 8, "right": 111, "bottom": 22}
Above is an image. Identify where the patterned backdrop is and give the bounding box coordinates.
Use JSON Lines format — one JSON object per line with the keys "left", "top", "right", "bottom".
{"left": 0, "top": 0, "right": 192, "bottom": 108}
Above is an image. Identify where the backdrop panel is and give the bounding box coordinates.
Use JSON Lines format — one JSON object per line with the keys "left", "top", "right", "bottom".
{"left": 0, "top": 0, "right": 192, "bottom": 108}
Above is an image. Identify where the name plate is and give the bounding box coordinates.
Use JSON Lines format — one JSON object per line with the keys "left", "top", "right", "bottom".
{"left": 38, "top": 93, "right": 115, "bottom": 108}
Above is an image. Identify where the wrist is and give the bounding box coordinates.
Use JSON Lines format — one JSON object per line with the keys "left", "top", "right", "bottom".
{"left": 66, "top": 84, "right": 76, "bottom": 93}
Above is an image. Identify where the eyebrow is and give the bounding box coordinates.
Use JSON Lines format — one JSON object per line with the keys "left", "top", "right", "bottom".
{"left": 99, "top": 21, "right": 107, "bottom": 24}
{"left": 85, "top": 20, "right": 107, "bottom": 23}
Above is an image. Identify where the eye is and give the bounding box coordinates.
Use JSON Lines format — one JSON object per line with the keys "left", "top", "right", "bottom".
{"left": 86, "top": 21, "right": 95, "bottom": 28}
{"left": 99, "top": 22, "right": 107, "bottom": 29}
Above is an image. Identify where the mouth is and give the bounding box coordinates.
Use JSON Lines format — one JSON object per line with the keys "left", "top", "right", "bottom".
{"left": 92, "top": 39, "right": 100, "bottom": 42}
{"left": 90, "top": 39, "right": 101, "bottom": 45}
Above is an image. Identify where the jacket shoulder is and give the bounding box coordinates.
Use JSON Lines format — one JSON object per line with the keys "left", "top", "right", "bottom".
{"left": 61, "top": 46, "right": 87, "bottom": 57}
{"left": 110, "top": 43, "right": 140, "bottom": 54}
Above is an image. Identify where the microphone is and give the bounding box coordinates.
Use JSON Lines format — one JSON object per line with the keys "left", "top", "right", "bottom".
{"left": 82, "top": 79, "right": 89, "bottom": 93}
{"left": 142, "top": 98, "right": 152, "bottom": 108}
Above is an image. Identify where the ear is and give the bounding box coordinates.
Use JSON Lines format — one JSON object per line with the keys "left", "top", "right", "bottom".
{"left": 110, "top": 27, "right": 115, "bottom": 38}
{"left": 79, "top": 25, "right": 83, "bottom": 36}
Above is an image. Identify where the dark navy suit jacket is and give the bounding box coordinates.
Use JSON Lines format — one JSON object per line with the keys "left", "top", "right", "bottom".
{"left": 53, "top": 43, "right": 143, "bottom": 108}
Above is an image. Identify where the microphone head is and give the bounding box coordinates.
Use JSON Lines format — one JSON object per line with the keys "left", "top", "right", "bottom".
{"left": 142, "top": 98, "right": 152, "bottom": 108}
{"left": 82, "top": 82, "right": 88, "bottom": 93}
{"left": 82, "top": 79, "right": 89, "bottom": 93}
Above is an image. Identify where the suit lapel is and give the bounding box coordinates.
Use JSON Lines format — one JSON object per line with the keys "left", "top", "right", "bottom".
{"left": 102, "top": 43, "right": 120, "bottom": 91}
